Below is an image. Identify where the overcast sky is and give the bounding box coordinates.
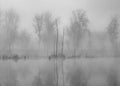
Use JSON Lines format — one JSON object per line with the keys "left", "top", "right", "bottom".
{"left": 0, "top": 0, "right": 120, "bottom": 32}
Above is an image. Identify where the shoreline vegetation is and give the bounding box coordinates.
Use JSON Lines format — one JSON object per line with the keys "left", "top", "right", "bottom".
{"left": 0, "top": 9, "right": 120, "bottom": 59}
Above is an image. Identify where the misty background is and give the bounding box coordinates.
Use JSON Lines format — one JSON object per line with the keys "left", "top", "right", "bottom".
{"left": 0, "top": 0, "right": 120, "bottom": 86}
{"left": 0, "top": 0, "right": 120, "bottom": 58}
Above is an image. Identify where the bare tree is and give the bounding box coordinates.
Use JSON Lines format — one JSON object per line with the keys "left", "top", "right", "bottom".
{"left": 83, "top": 29, "right": 92, "bottom": 58}
{"left": 107, "top": 16, "right": 119, "bottom": 57}
{"left": 0, "top": 10, "right": 6, "bottom": 55}
{"left": 42, "top": 12, "right": 59, "bottom": 56}
{"left": 61, "top": 28, "right": 65, "bottom": 55}
{"left": 68, "top": 9, "right": 89, "bottom": 57}
{"left": 33, "top": 12, "right": 59, "bottom": 56}
{"left": 3, "top": 9, "right": 19, "bottom": 55}
{"left": 16, "top": 30, "right": 31, "bottom": 56}
{"left": 0, "top": 9, "right": 2, "bottom": 27}
{"left": 54, "top": 18, "right": 60, "bottom": 56}
{"left": 0, "top": 9, "right": 4, "bottom": 31}
{"left": 33, "top": 14, "right": 44, "bottom": 44}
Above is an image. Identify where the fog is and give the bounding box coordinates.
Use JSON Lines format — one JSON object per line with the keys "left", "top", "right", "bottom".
{"left": 0, "top": 0, "right": 120, "bottom": 86}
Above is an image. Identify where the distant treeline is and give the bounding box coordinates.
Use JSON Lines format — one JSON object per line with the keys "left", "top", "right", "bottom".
{"left": 0, "top": 9, "right": 120, "bottom": 58}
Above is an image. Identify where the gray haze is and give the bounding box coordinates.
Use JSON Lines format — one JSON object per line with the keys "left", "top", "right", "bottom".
{"left": 0, "top": 1, "right": 120, "bottom": 86}
{"left": 0, "top": 0, "right": 120, "bottom": 32}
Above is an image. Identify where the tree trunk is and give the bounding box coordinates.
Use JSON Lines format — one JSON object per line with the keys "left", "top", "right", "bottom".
{"left": 73, "top": 47, "right": 77, "bottom": 57}
{"left": 114, "top": 42, "right": 119, "bottom": 57}
{"left": 8, "top": 44, "right": 12, "bottom": 56}
{"left": 61, "top": 29, "right": 65, "bottom": 55}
